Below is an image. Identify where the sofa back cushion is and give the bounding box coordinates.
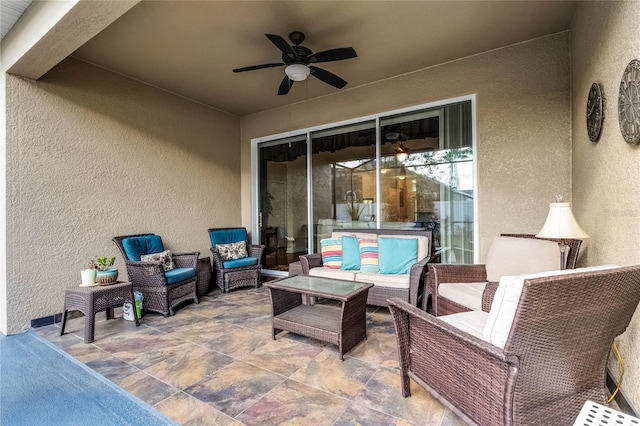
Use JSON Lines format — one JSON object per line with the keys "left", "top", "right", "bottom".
{"left": 209, "top": 228, "right": 248, "bottom": 247}
{"left": 379, "top": 234, "right": 429, "bottom": 261}
{"left": 341, "top": 236, "right": 361, "bottom": 270}
{"left": 378, "top": 237, "right": 418, "bottom": 274}
{"left": 122, "top": 235, "right": 165, "bottom": 261}
{"left": 483, "top": 265, "right": 619, "bottom": 348}
{"left": 332, "top": 231, "right": 377, "bottom": 240}
{"left": 320, "top": 238, "right": 342, "bottom": 269}
{"left": 485, "top": 236, "right": 561, "bottom": 282}
{"left": 359, "top": 239, "right": 379, "bottom": 273}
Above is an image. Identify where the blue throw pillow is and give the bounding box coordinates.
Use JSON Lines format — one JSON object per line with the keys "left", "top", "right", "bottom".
{"left": 341, "top": 236, "right": 361, "bottom": 270}
{"left": 378, "top": 237, "right": 418, "bottom": 274}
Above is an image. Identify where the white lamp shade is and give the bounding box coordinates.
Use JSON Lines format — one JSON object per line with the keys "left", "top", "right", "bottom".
{"left": 536, "top": 202, "right": 589, "bottom": 239}
{"left": 285, "top": 64, "right": 310, "bottom": 82}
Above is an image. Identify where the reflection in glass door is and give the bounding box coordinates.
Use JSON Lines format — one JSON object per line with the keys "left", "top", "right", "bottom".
{"left": 253, "top": 96, "right": 475, "bottom": 274}
{"left": 310, "top": 121, "right": 377, "bottom": 252}
{"left": 258, "top": 136, "right": 308, "bottom": 272}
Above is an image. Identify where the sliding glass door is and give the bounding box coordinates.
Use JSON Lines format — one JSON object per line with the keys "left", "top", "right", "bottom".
{"left": 254, "top": 96, "right": 475, "bottom": 273}
{"left": 310, "top": 121, "right": 377, "bottom": 252}
{"left": 258, "top": 136, "right": 308, "bottom": 272}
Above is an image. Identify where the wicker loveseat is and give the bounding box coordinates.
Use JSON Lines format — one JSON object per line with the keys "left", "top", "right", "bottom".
{"left": 389, "top": 265, "right": 640, "bottom": 425}
{"left": 429, "top": 234, "right": 583, "bottom": 316}
{"left": 300, "top": 228, "right": 431, "bottom": 307}
{"left": 113, "top": 233, "right": 199, "bottom": 317}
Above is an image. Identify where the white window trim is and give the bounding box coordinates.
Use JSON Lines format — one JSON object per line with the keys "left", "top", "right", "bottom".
{"left": 251, "top": 94, "right": 478, "bottom": 263}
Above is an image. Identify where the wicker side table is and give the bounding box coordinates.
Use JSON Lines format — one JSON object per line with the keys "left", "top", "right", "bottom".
{"left": 196, "top": 256, "right": 213, "bottom": 296}
{"left": 60, "top": 281, "right": 139, "bottom": 343}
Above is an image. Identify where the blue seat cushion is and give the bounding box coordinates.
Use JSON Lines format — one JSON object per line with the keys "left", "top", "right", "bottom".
{"left": 223, "top": 257, "right": 258, "bottom": 269}
{"left": 209, "top": 228, "right": 248, "bottom": 247}
{"left": 165, "top": 267, "right": 196, "bottom": 285}
{"left": 122, "top": 235, "right": 165, "bottom": 261}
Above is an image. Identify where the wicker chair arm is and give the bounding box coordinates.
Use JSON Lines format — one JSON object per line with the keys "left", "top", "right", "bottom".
{"left": 299, "top": 253, "right": 323, "bottom": 274}
{"left": 408, "top": 256, "right": 430, "bottom": 307}
{"left": 172, "top": 252, "right": 200, "bottom": 269}
{"left": 388, "top": 297, "right": 518, "bottom": 425}
{"left": 389, "top": 297, "right": 512, "bottom": 361}
{"left": 429, "top": 264, "right": 488, "bottom": 316}
{"left": 247, "top": 244, "right": 265, "bottom": 259}
{"left": 429, "top": 263, "right": 488, "bottom": 284}
{"left": 482, "top": 281, "right": 499, "bottom": 311}
{"left": 124, "top": 260, "right": 168, "bottom": 287}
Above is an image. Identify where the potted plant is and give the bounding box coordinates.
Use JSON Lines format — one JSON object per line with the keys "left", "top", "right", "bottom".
{"left": 89, "top": 256, "right": 118, "bottom": 284}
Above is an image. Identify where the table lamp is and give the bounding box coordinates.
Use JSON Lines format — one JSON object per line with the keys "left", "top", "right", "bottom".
{"left": 536, "top": 195, "right": 589, "bottom": 269}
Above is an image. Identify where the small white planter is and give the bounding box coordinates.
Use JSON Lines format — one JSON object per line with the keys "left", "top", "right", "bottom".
{"left": 80, "top": 269, "right": 97, "bottom": 285}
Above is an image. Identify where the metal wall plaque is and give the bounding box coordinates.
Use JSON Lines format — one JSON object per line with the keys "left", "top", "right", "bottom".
{"left": 618, "top": 59, "right": 640, "bottom": 145}
{"left": 587, "top": 82, "right": 604, "bottom": 142}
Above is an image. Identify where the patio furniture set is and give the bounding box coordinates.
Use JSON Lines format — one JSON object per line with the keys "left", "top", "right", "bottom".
{"left": 111, "top": 228, "right": 264, "bottom": 317}
{"left": 62, "top": 228, "right": 640, "bottom": 424}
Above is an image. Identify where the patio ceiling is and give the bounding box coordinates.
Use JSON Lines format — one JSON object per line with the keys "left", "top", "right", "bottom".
{"left": 13, "top": 1, "right": 578, "bottom": 117}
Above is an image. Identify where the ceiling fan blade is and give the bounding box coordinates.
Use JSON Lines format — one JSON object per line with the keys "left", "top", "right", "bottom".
{"left": 265, "top": 34, "right": 295, "bottom": 56}
{"left": 277, "top": 76, "right": 293, "bottom": 95}
{"left": 309, "top": 47, "right": 357, "bottom": 63}
{"left": 309, "top": 66, "right": 347, "bottom": 89}
{"left": 233, "top": 63, "right": 285, "bottom": 73}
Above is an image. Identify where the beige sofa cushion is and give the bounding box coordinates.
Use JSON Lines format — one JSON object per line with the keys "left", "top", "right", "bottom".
{"left": 308, "top": 267, "right": 358, "bottom": 281}
{"left": 439, "top": 310, "right": 489, "bottom": 341}
{"left": 483, "top": 265, "right": 619, "bottom": 348}
{"left": 485, "top": 236, "right": 561, "bottom": 282}
{"left": 438, "top": 282, "right": 487, "bottom": 311}
{"left": 354, "top": 272, "right": 410, "bottom": 289}
{"left": 331, "top": 231, "right": 378, "bottom": 240}
{"left": 379, "top": 234, "right": 429, "bottom": 261}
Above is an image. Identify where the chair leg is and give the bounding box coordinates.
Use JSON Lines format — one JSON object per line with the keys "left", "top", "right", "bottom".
{"left": 60, "top": 310, "right": 68, "bottom": 336}
{"left": 401, "top": 372, "right": 411, "bottom": 397}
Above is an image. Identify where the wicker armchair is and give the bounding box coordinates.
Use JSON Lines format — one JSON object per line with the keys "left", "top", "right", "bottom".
{"left": 389, "top": 265, "right": 640, "bottom": 426}
{"left": 113, "top": 234, "right": 199, "bottom": 317}
{"left": 429, "top": 234, "right": 583, "bottom": 316}
{"left": 208, "top": 227, "right": 264, "bottom": 292}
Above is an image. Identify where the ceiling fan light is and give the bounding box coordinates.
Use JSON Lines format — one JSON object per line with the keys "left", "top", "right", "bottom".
{"left": 285, "top": 64, "right": 310, "bottom": 81}
{"left": 395, "top": 142, "right": 410, "bottom": 162}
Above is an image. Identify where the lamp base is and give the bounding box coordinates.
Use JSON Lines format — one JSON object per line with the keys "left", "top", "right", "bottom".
{"left": 559, "top": 243, "right": 568, "bottom": 270}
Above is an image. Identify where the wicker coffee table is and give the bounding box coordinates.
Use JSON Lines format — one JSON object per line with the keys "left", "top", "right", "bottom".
{"left": 265, "top": 276, "right": 373, "bottom": 360}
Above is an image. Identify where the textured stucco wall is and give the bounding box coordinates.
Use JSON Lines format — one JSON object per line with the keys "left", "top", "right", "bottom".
{"left": 240, "top": 33, "right": 572, "bottom": 262}
{"left": 4, "top": 57, "right": 240, "bottom": 334}
{"left": 571, "top": 1, "right": 640, "bottom": 411}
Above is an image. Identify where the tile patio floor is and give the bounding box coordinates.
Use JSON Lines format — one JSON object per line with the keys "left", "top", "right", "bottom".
{"left": 36, "top": 285, "right": 465, "bottom": 425}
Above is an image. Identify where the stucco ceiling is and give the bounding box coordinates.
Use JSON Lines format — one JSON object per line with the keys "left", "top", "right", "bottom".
{"left": 70, "top": 1, "right": 577, "bottom": 117}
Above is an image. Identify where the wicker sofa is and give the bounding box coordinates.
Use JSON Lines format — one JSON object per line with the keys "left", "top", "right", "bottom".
{"left": 300, "top": 228, "right": 431, "bottom": 307}
{"left": 389, "top": 265, "right": 640, "bottom": 425}
{"left": 429, "top": 234, "right": 583, "bottom": 316}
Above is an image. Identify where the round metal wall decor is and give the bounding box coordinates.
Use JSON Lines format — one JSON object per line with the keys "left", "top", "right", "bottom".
{"left": 618, "top": 59, "right": 640, "bottom": 145}
{"left": 586, "top": 82, "right": 604, "bottom": 142}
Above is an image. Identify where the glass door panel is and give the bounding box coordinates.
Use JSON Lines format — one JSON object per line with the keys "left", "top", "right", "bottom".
{"left": 254, "top": 98, "right": 474, "bottom": 268}
{"left": 258, "top": 136, "right": 308, "bottom": 272}
{"left": 379, "top": 100, "right": 473, "bottom": 263}
{"left": 310, "top": 121, "right": 377, "bottom": 253}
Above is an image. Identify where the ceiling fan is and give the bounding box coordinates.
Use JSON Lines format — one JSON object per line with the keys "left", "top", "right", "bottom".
{"left": 233, "top": 31, "right": 357, "bottom": 95}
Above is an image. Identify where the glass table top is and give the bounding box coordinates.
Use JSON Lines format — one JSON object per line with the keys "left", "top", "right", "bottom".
{"left": 267, "top": 275, "right": 372, "bottom": 298}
